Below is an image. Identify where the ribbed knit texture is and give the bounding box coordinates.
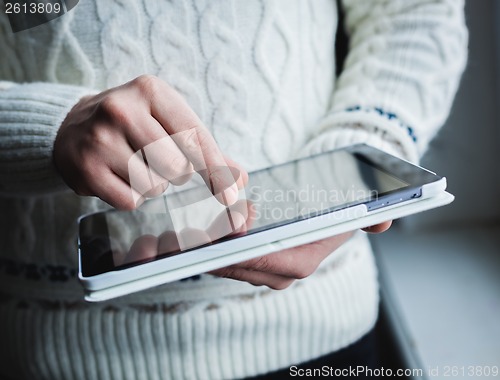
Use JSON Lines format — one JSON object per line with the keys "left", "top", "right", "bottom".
{"left": 0, "top": 83, "right": 92, "bottom": 194}
{"left": 0, "top": 0, "right": 467, "bottom": 379}
{"left": 0, "top": 236, "right": 377, "bottom": 380}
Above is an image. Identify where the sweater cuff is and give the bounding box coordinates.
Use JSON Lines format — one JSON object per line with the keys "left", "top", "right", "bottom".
{"left": 0, "top": 82, "right": 94, "bottom": 195}
{"left": 300, "top": 108, "right": 420, "bottom": 163}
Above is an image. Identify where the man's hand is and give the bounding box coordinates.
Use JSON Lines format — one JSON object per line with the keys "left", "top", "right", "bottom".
{"left": 56, "top": 74, "right": 393, "bottom": 289}
{"left": 112, "top": 190, "right": 391, "bottom": 290}
{"left": 54, "top": 75, "right": 245, "bottom": 210}
{"left": 210, "top": 220, "right": 392, "bottom": 289}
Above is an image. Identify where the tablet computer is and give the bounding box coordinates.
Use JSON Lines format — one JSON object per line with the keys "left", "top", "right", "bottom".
{"left": 78, "top": 144, "right": 453, "bottom": 301}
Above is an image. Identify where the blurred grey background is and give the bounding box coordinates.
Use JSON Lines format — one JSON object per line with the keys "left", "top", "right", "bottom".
{"left": 373, "top": 2, "right": 500, "bottom": 378}
{"left": 409, "top": 0, "right": 500, "bottom": 228}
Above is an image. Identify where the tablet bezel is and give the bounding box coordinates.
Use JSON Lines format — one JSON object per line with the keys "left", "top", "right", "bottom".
{"left": 78, "top": 144, "right": 445, "bottom": 293}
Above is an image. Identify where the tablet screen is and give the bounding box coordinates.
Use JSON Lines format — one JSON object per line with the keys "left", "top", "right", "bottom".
{"left": 79, "top": 144, "right": 438, "bottom": 276}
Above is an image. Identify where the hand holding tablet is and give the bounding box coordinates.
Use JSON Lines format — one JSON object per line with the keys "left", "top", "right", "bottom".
{"left": 78, "top": 144, "right": 453, "bottom": 301}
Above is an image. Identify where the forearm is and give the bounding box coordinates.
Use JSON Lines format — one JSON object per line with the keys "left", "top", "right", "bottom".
{"left": 303, "top": 0, "right": 468, "bottom": 162}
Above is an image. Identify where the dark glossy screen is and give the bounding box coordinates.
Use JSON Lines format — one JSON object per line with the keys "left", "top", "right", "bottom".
{"left": 80, "top": 145, "right": 437, "bottom": 276}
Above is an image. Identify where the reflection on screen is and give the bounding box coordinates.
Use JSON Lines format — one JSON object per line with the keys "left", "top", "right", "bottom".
{"left": 80, "top": 148, "right": 409, "bottom": 274}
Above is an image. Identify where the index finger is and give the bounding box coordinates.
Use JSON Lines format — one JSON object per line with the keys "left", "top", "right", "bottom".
{"left": 145, "top": 78, "right": 240, "bottom": 205}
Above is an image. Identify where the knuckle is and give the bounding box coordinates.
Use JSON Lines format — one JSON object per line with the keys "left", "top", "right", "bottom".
{"left": 143, "top": 182, "right": 168, "bottom": 198}
{"left": 119, "top": 197, "right": 138, "bottom": 211}
{"left": 133, "top": 74, "right": 163, "bottom": 96}
{"left": 194, "top": 129, "right": 215, "bottom": 150}
{"left": 85, "top": 124, "right": 115, "bottom": 150}
{"left": 97, "top": 95, "right": 131, "bottom": 125}
{"left": 178, "top": 128, "right": 201, "bottom": 152}
{"left": 169, "top": 155, "right": 191, "bottom": 178}
{"left": 269, "top": 279, "right": 295, "bottom": 290}
{"left": 292, "top": 264, "right": 316, "bottom": 280}
{"left": 206, "top": 169, "right": 225, "bottom": 190}
{"left": 252, "top": 257, "right": 273, "bottom": 272}
{"left": 134, "top": 74, "right": 157, "bottom": 87}
{"left": 98, "top": 95, "right": 120, "bottom": 116}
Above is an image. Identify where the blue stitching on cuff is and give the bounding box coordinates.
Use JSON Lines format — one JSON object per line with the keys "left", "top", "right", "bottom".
{"left": 345, "top": 106, "right": 417, "bottom": 142}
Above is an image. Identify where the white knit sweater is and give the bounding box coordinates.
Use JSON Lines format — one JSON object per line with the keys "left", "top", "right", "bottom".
{"left": 0, "top": 1, "right": 467, "bottom": 379}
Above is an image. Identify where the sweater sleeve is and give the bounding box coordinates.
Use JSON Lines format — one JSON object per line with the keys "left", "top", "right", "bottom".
{"left": 302, "top": 0, "right": 468, "bottom": 162}
{"left": 0, "top": 81, "right": 93, "bottom": 195}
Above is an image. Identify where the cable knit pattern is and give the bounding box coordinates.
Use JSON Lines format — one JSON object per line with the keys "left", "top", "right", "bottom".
{"left": 96, "top": 0, "right": 148, "bottom": 88}
{"left": 0, "top": 0, "right": 467, "bottom": 379}
{"left": 306, "top": 0, "right": 337, "bottom": 118}
{"left": 0, "top": 13, "right": 23, "bottom": 81}
{"left": 145, "top": 0, "right": 205, "bottom": 120}
{"left": 197, "top": 1, "right": 253, "bottom": 159}
{"left": 304, "top": 0, "right": 468, "bottom": 161}
{"left": 46, "top": 10, "right": 95, "bottom": 86}
{"left": 255, "top": 0, "right": 297, "bottom": 164}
